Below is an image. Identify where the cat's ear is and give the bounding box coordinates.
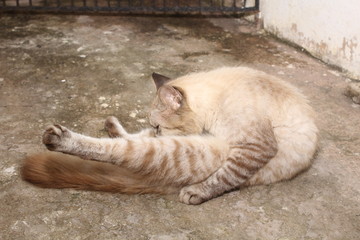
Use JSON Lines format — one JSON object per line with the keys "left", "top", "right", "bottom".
{"left": 152, "top": 72, "right": 171, "bottom": 90}
{"left": 158, "top": 85, "right": 183, "bottom": 111}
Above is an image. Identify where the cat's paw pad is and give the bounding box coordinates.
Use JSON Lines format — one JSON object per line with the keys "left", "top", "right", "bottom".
{"left": 42, "top": 124, "right": 71, "bottom": 151}
{"left": 105, "top": 116, "right": 122, "bottom": 138}
{"left": 179, "top": 184, "right": 209, "bottom": 205}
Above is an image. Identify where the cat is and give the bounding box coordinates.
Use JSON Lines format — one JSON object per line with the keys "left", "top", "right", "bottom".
{"left": 21, "top": 67, "right": 318, "bottom": 205}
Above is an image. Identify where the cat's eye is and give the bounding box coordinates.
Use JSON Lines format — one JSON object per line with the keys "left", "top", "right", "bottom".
{"left": 155, "top": 125, "right": 161, "bottom": 135}
{"left": 150, "top": 123, "right": 159, "bottom": 132}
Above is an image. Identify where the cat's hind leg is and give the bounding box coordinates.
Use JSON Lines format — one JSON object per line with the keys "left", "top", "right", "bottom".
{"left": 42, "top": 124, "right": 228, "bottom": 186}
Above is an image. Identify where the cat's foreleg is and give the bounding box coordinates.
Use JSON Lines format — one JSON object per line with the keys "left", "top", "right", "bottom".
{"left": 179, "top": 144, "right": 278, "bottom": 204}
{"left": 179, "top": 125, "right": 279, "bottom": 205}
{"left": 105, "top": 116, "right": 155, "bottom": 139}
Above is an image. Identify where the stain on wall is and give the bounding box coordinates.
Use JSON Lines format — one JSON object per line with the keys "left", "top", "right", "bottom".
{"left": 261, "top": 0, "right": 360, "bottom": 79}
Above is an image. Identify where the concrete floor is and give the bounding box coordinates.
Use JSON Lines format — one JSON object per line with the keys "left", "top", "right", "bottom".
{"left": 0, "top": 15, "right": 359, "bottom": 240}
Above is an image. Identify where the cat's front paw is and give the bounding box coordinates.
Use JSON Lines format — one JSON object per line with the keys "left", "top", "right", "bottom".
{"left": 42, "top": 124, "right": 71, "bottom": 151}
{"left": 179, "top": 183, "right": 210, "bottom": 205}
{"left": 105, "top": 116, "right": 125, "bottom": 138}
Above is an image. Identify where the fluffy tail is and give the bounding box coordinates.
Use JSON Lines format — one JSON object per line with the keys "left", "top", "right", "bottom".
{"left": 21, "top": 152, "right": 177, "bottom": 194}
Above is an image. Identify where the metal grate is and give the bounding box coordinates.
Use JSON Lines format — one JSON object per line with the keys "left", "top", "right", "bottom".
{"left": 0, "top": 0, "right": 259, "bottom": 16}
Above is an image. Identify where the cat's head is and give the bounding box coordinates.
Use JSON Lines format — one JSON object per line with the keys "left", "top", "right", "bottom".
{"left": 149, "top": 73, "right": 202, "bottom": 136}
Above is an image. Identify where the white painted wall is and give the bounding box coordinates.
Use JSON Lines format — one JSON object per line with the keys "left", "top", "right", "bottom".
{"left": 260, "top": 0, "right": 360, "bottom": 79}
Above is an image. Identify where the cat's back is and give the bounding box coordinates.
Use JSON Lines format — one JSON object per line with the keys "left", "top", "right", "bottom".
{"left": 171, "top": 67, "right": 257, "bottom": 106}
{"left": 171, "top": 67, "right": 306, "bottom": 108}
{"left": 171, "top": 67, "right": 314, "bottom": 127}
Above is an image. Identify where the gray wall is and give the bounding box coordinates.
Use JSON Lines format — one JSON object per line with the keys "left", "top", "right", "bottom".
{"left": 260, "top": 0, "right": 360, "bottom": 79}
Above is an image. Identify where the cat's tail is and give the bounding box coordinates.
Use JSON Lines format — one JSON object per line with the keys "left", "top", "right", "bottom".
{"left": 21, "top": 152, "right": 177, "bottom": 194}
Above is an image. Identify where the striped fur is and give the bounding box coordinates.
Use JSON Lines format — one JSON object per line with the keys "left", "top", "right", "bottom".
{"left": 22, "top": 67, "right": 318, "bottom": 204}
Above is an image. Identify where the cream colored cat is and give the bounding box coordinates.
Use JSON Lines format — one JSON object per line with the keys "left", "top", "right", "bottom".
{"left": 22, "top": 67, "right": 318, "bottom": 205}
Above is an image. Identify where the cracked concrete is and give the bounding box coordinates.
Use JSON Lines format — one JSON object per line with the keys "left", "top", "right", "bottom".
{"left": 0, "top": 15, "right": 359, "bottom": 239}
